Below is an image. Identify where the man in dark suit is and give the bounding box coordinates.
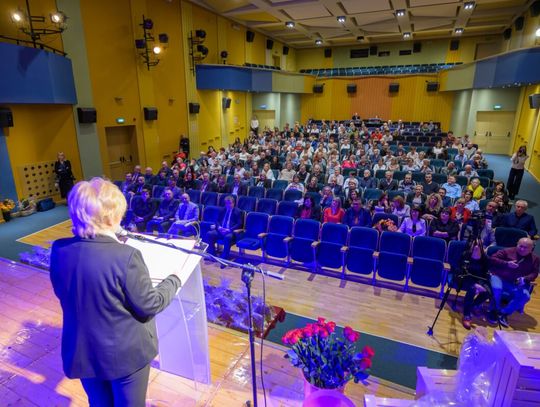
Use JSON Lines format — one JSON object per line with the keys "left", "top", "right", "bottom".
{"left": 146, "top": 188, "right": 179, "bottom": 233}
{"left": 197, "top": 172, "right": 217, "bottom": 193}
{"left": 379, "top": 171, "right": 398, "bottom": 192}
{"left": 226, "top": 174, "right": 248, "bottom": 196}
{"left": 123, "top": 187, "right": 157, "bottom": 231}
{"left": 50, "top": 178, "right": 181, "bottom": 406}
{"left": 206, "top": 196, "right": 243, "bottom": 259}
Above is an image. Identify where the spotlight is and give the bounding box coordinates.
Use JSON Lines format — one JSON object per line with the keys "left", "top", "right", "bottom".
{"left": 158, "top": 33, "right": 169, "bottom": 43}
{"left": 403, "top": 32, "right": 411, "bottom": 39}
{"left": 337, "top": 16, "right": 346, "bottom": 24}
{"left": 10, "top": 10, "right": 24, "bottom": 23}
{"left": 285, "top": 21, "right": 295, "bottom": 28}
{"left": 536, "top": 27, "right": 540, "bottom": 37}
{"left": 464, "top": 2, "right": 475, "bottom": 10}
{"left": 315, "top": 39, "right": 322, "bottom": 45}
{"left": 50, "top": 11, "right": 66, "bottom": 24}
{"left": 455, "top": 28, "right": 464, "bottom": 35}
{"left": 143, "top": 18, "right": 153, "bottom": 30}
{"left": 135, "top": 39, "right": 146, "bottom": 49}
{"left": 396, "top": 9, "right": 406, "bottom": 17}
{"left": 220, "top": 50, "right": 228, "bottom": 59}
{"left": 195, "top": 29, "right": 206, "bottom": 39}
{"left": 153, "top": 46, "right": 162, "bottom": 55}
{"left": 357, "top": 36, "right": 364, "bottom": 41}
{"left": 197, "top": 44, "right": 208, "bottom": 55}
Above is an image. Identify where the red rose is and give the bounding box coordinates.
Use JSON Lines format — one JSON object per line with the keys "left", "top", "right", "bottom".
{"left": 319, "top": 328, "right": 329, "bottom": 338}
{"left": 303, "top": 327, "right": 314, "bottom": 337}
{"left": 362, "top": 345, "right": 375, "bottom": 358}
{"left": 317, "top": 317, "right": 326, "bottom": 325}
{"left": 359, "top": 357, "right": 372, "bottom": 370}
{"left": 326, "top": 321, "right": 336, "bottom": 333}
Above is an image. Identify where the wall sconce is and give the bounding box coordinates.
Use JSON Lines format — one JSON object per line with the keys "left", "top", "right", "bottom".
{"left": 134, "top": 15, "right": 168, "bottom": 70}
{"left": 0, "top": 1, "right": 67, "bottom": 55}
{"left": 220, "top": 50, "right": 228, "bottom": 64}
{"left": 189, "top": 29, "right": 208, "bottom": 74}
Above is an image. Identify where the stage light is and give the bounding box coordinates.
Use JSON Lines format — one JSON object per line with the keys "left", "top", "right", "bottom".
{"left": 195, "top": 29, "right": 206, "bottom": 39}
{"left": 135, "top": 15, "right": 168, "bottom": 69}
{"left": 315, "top": 39, "right": 322, "bottom": 45}
{"left": 464, "top": 2, "right": 475, "bottom": 10}
{"left": 158, "top": 33, "right": 169, "bottom": 43}
{"left": 50, "top": 11, "right": 66, "bottom": 24}
{"left": 357, "top": 36, "right": 364, "bottom": 41}
{"left": 153, "top": 46, "right": 162, "bottom": 55}
{"left": 11, "top": 10, "right": 24, "bottom": 23}
{"left": 135, "top": 39, "right": 146, "bottom": 49}
{"left": 396, "top": 9, "right": 406, "bottom": 17}
{"left": 197, "top": 44, "right": 209, "bottom": 55}
{"left": 143, "top": 18, "right": 153, "bottom": 30}
{"left": 403, "top": 32, "right": 411, "bottom": 39}
{"left": 455, "top": 28, "right": 464, "bottom": 35}
{"left": 337, "top": 16, "right": 346, "bottom": 24}
{"left": 285, "top": 21, "right": 295, "bottom": 28}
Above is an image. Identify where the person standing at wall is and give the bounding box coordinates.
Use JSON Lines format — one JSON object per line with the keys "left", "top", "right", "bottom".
{"left": 507, "top": 145, "right": 529, "bottom": 200}
{"left": 54, "top": 152, "right": 75, "bottom": 201}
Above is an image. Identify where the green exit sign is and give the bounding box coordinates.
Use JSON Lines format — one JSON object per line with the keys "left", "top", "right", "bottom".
{"left": 493, "top": 105, "right": 502, "bottom": 110}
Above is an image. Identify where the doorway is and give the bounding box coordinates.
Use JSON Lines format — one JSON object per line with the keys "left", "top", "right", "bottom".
{"left": 253, "top": 110, "right": 276, "bottom": 132}
{"left": 105, "top": 125, "right": 139, "bottom": 181}
{"left": 475, "top": 111, "right": 515, "bottom": 154}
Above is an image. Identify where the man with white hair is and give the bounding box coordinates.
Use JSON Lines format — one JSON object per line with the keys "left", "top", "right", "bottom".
{"left": 496, "top": 200, "right": 538, "bottom": 238}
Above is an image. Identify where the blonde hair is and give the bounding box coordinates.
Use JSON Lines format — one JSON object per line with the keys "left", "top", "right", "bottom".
{"left": 68, "top": 177, "right": 127, "bottom": 238}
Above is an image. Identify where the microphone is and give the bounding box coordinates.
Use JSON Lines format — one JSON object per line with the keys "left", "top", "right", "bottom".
{"left": 116, "top": 226, "right": 130, "bottom": 238}
{"left": 184, "top": 220, "right": 199, "bottom": 227}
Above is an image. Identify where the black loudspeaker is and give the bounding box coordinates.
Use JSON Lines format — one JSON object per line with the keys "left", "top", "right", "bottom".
{"left": 324, "top": 48, "right": 332, "bottom": 58}
{"left": 313, "top": 84, "right": 324, "bottom": 94}
{"left": 346, "top": 84, "right": 357, "bottom": 93}
{"left": 0, "top": 107, "right": 14, "bottom": 127}
{"left": 246, "top": 31, "right": 255, "bottom": 42}
{"left": 389, "top": 83, "right": 400, "bottom": 93}
{"left": 188, "top": 103, "right": 200, "bottom": 114}
{"left": 449, "top": 39, "right": 460, "bottom": 50}
{"left": 222, "top": 97, "right": 232, "bottom": 109}
{"left": 427, "top": 82, "right": 439, "bottom": 92}
{"left": 143, "top": 107, "right": 158, "bottom": 121}
{"left": 283, "top": 46, "right": 289, "bottom": 55}
{"left": 77, "top": 107, "right": 97, "bottom": 123}
{"left": 531, "top": 0, "right": 540, "bottom": 17}
{"left": 369, "top": 46, "right": 378, "bottom": 56}
{"left": 503, "top": 28, "right": 512, "bottom": 40}
{"left": 266, "top": 39, "right": 273, "bottom": 50}
{"left": 529, "top": 94, "right": 540, "bottom": 109}
{"left": 515, "top": 16, "right": 525, "bottom": 31}
{"left": 413, "top": 42, "right": 422, "bottom": 53}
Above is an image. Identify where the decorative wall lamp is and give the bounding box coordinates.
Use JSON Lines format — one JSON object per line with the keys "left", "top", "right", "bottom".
{"left": 1, "top": 0, "right": 67, "bottom": 55}
{"left": 134, "top": 15, "right": 168, "bottom": 70}
{"left": 189, "top": 29, "right": 208, "bottom": 74}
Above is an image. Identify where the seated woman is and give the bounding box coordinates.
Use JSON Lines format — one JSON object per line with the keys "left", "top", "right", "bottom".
{"left": 423, "top": 193, "right": 442, "bottom": 222}
{"left": 463, "top": 190, "right": 480, "bottom": 212}
{"left": 372, "top": 192, "right": 391, "bottom": 214}
{"left": 372, "top": 157, "right": 387, "bottom": 172}
{"left": 391, "top": 196, "right": 410, "bottom": 223}
{"left": 343, "top": 189, "right": 360, "bottom": 210}
{"left": 296, "top": 196, "right": 321, "bottom": 221}
{"left": 323, "top": 197, "right": 345, "bottom": 224}
{"left": 342, "top": 154, "right": 357, "bottom": 169}
{"left": 466, "top": 177, "right": 485, "bottom": 201}
{"left": 306, "top": 177, "right": 321, "bottom": 193}
{"left": 387, "top": 157, "right": 401, "bottom": 172}
{"left": 398, "top": 206, "right": 427, "bottom": 237}
{"left": 429, "top": 208, "right": 460, "bottom": 242}
{"left": 460, "top": 239, "right": 490, "bottom": 330}
{"left": 285, "top": 175, "right": 305, "bottom": 193}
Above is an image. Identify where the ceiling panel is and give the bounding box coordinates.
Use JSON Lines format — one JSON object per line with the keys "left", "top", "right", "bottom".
{"left": 341, "top": 0, "right": 391, "bottom": 14}
{"left": 198, "top": 0, "right": 252, "bottom": 13}
{"left": 233, "top": 12, "right": 281, "bottom": 22}
{"left": 409, "top": 4, "right": 459, "bottom": 17}
{"left": 283, "top": 4, "right": 332, "bottom": 19}
{"left": 409, "top": 0, "right": 459, "bottom": 6}
{"left": 353, "top": 11, "right": 395, "bottom": 25}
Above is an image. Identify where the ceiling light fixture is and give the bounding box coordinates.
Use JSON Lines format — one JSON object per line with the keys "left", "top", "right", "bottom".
{"left": 536, "top": 27, "right": 540, "bottom": 37}
{"left": 396, "top": 9, "right": 406, "bottom": 17}
{"left": 315, "top": 39, "right": 323, "bottom": 45}
{"left": 357, "top": 36, "right": 364, "bottom": 41}
{"left": 455, "top": 28, "right": 464, "bottom": 35}
{"left": 464, "top": 2, "right": 475, "bottom": 10}
{"left": 135, "top": 15, "right": 169, "bottom": 70}
{"left": 285, "top": 21, "right": 295, "bottom": 29}
{"left": 337, "top": 16, "right": 346, "bottom": 24}
{"left": 403, "top": 32, "right": 411, "bottom": 39}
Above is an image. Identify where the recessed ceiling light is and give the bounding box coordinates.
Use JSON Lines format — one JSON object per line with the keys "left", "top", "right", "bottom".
{"left": 285, "top": 21, "right": 295, "bottom": 29}
{"left": 403, "top": 32, "right": 411, "bottom": 39}
{"left": 337, "top": 16, "right": 346, "bottom": 23}
{"left": 357, "top": 36, "right": 364, "bottom": 41}
{"left": 396, "top": 9, "right": 406, "bottom": 17}
{"left": 455, "top": 28, "right": 464, "bottom": 35}
{"left": 315, "top": 39, "right": 322, "bottom": 45}
{"left": 464, "top": 2, "right": 475, "bottom": 10}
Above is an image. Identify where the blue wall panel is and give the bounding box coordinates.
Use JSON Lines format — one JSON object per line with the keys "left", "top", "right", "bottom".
{"left": 0, "top": 128, "right": 18, "bottom": 202}
{"left": 0, "top": 42, "right": 77, "bottom": 104}
{"left": 196, "top": 65, "right": 252, "bottom": 91}
{"left": 251, "top": 70, "right": 272, "bottom": 92}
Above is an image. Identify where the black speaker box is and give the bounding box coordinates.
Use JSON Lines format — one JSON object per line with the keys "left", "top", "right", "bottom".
{"left": 266, "top": 39, "right": 273, "bottom": 50}
{"left": 188, "top": 103, "right": 200, "bottom": 114}
{"left": 450, "top": 39, "right": 460, "bottom": 50}
{"left": 283, "top": 46, "right": 289, "bottom": 55}
{"left": 515, "top": 16, "right": 525, "bottom": 31}
{"left": 143, "top": 107, "right": 158, "bottom": 121}
{"left": 503, "top": 28, "right": 512, "bottom": 40}
{"left": 531, "top": 0, "right": 540, "bottom": 17}
{"left": 426, "top": 82, "right": 439, "bottom": 92}
{"left": 77, "top": 107, "right": 97, "bottom": 123}
{"left": 246, "top": 31, "right": 255, "bottom": 42}
{"left": 413, "top": 42, "right": 422, "bottom": 53}
{"left": 313, "top": 85, "right": 324, "bottom": 94}
{"left": 346, "top": 84, "right": 357, "bottom": 93}
{"left": 0, "top": 107, "right": 14, "bottom": 127}
{"left": 389, "top": 83, "right": 399, "bottom": 93}
{"left": 324, "top": 48, "right": 332, "bottom": 58}
{"left": 222, "top": 97, "right": 232, "bottom": 109}
{"left": 369, "top": 46, "right": 378, "bottom": 56}
{"left": 529, "top": 94, "right": 540, "bottom": 109}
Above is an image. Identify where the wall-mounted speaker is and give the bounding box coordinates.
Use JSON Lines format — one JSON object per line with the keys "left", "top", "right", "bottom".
{"left": 413, "top": 42, "right": 422, "bottom": 53}
{"left": 313, "top": 84, "right": 324, "bottom": 94}
{"left": 531, "top": 0, "right": 540, "bottom": 17}
{"left": 188, "top": 103, "right": 200, "bottom": 114}
{"left": 369, "top": 46, "right": 378, "bottom": 56}
{"left": 324, "top": 48, "right": 332, "bottom": 58}
{"left": 449, "top": 39, "right": 460, "bottom": 50}
{"left": 222, "top": 97, "right": 232, "bottom": 109}
{"left": 426, "top": 82, "right": 439, "bottom": 92}
{"left": 389, "top": 83, "right": 400, "bottom": 93}
{"left": 0, "top": 107, "right": 14, "bottom": 127}
{"left": 346, "top": 84, "right": 357, "bottom": 93}
{"left": 503, "top": 28, "right": 512, "bottom": 40}
{"left": 143, "top": 107, "right": 158, "bottom": 121}
{"left": 266, "top": 39, "right": 273, "bottom": 50}
{"left": 246, "top": 30, "right": 255, "bottom": 42}
{"left": 529, "top": 94, "right": 540, "bottom": 109}
{"left": 283, "top": 46, "right": 289, "bottom": 55}
{"left": 77, "top": 107, "right": 97, "bottom": 123}
{"left": 515, "top": 16, "right": 525, "bottom": 31}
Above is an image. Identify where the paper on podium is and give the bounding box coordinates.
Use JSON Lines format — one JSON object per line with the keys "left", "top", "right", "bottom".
{"left": 124, "top": 235, "right": 199, "bottom": 285}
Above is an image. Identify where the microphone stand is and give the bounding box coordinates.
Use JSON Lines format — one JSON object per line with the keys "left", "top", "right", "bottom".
{"left": 123, "top": 231, "right": 283, "bottom": 407}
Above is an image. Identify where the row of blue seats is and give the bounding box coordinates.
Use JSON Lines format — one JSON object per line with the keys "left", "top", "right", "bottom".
{"left": 198, "top": 211, "right": 516, "bottom": 297}
{"left": 299, "top": 63, "right": 462, "bottom": 77}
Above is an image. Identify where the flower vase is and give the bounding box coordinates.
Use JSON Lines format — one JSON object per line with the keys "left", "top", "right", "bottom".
{"left": 303, "top": 375, "right": 345, "bottom": 399}
{"left": 2, "top": 211, "right": 11, "bottom": 222}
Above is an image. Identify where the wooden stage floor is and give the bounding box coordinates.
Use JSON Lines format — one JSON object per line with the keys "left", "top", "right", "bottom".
{"left": 2, "top": 220, "right": 539, "bottom": 405}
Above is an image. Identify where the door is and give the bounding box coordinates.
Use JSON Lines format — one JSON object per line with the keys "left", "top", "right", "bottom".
{"left": 105, "top": 125, "right": 139, "bottom": 181}
{"left": 253, "top": 110, "right": 276, "bottom": 132}
{"left": 475, "top": 111, "right": 515, "bottom": 154}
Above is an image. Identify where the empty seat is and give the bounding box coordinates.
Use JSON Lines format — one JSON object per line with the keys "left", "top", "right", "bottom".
{"left": 312, "top": 223, "right": 349, "bottom": 271}
{"left": 495, "top": 227, "right": 528, "bottom": 248}
{"left": 412, "top": 236, "right": 446, "bottom": 262}
{"left": 187, "top": 189, "right": 201, "bottom": 204}
{"left": 265, "top": 188, "right": 283, "bottom": 201}
{"left": 235, "top": 212, "right": 269, "bottom": 255}
{"left": 256, "top": 198, "right": 278, "bottom": 215}
{"left": 342, "top": 227, "right": 379, "bottom": 279}
{"left": 260, "top": 215, "right": 294, "bottom": 261}
{"left": 277, "top": 201, "right": 298, "bottom": 218}
{"left": 376, "top": 232, "right": 411, "bottom": 285}
{"left": 248, "top": 186, "right": 265, "bottom": 199}
{"left": 201, "top": 191, "right": 218, "bottom": 206}
{"left": 237, "top": 195, "right": 257, "bottom": 212}
{"left": 272, "top": 180, "right": 288, "bottom": 190}
{"left": 286, "top": 219, "right": 321, "bottom": 265}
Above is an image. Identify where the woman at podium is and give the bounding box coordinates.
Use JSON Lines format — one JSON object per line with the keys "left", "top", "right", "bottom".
{"left": 50, "top": 177, "right": 182, "bottom": 406}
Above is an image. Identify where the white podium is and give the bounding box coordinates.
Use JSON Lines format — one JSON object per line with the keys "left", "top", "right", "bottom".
{"left": 125, "top": 236, "right": 211, "bottom": 385}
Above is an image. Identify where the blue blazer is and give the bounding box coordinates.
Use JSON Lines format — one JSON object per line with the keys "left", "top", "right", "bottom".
{"left": 50, "top": 235, "right": 181, "bottom": 380}
{"left": 217, "top": 207, "right": 243, "bottom": 231}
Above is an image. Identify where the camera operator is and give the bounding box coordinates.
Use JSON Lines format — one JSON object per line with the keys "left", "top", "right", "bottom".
{"left": 487, "top": 238, "right": 539, "bottom": 327}
{"left": 461, "top": 210, "right": 495, "bottom": 247}
{"left": 460, "top": 239, "right": 490, "bottom": 330}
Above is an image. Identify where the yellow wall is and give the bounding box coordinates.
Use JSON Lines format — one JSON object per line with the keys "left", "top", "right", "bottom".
{"left": 513, "top": 84, "right": 540, "bottom": 181}
{"left": 4, "top": 105, "right": 82, "bottom": 197}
